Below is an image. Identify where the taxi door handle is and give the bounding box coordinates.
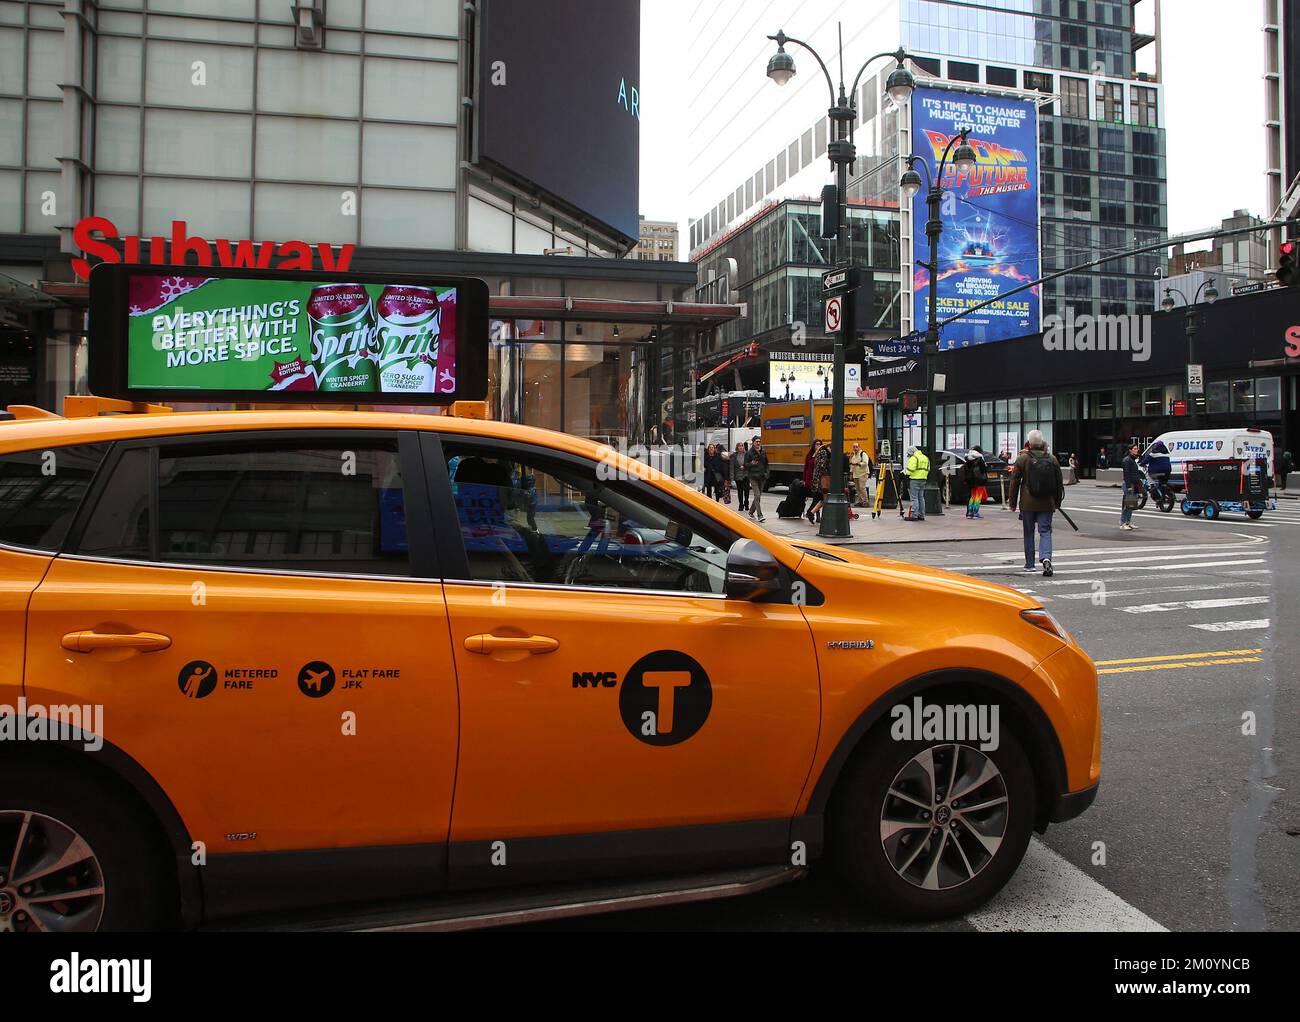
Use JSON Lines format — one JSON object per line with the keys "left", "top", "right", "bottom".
{"left": 463, "top": 634, "right": 559, "bottom": 655}
{"left": 61, "top": 630, "right": 172, "bottom": 654}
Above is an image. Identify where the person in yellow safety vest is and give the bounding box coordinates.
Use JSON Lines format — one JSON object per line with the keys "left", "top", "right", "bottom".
{"left": 905, "top": 445, "right": 931, "bottom": 521}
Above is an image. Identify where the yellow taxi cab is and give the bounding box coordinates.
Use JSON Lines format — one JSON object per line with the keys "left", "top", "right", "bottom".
{"left": 0, "top": 398, "right": 1099, "bottom": 932}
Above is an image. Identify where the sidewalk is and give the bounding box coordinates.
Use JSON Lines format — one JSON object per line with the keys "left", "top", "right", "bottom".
{"left": 753, "top": 501, "right": 1026, "bottom": 546}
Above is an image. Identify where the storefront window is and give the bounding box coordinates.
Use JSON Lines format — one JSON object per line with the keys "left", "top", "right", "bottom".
{"left": 1207, "top": 381, "right": 1230, "bottom": 415}
{"left": 1256, "top": 377, "right": 1281, "bottom": 413}
{"left": 1230, "top": 379, "right": 1254, "bottom": 413}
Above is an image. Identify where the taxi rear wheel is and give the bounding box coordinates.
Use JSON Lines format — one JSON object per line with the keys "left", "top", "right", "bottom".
{"left": 827, "top": 726, "right": 1035, "bottom": 920}
{"left": 0, "top": 763, "right": 171, "bottom": 932}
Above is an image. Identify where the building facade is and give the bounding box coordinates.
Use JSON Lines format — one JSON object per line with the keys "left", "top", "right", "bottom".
{"left": 1264, "top": 0, "right": 1300, "bottom": 243}
{"left": 630, "top": 217, "right": 679, "bottom": 261}
{"left": 0, "top": 0, "right": 720, "bottom": 443}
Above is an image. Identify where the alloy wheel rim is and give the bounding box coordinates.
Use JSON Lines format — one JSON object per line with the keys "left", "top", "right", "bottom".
{"left": 0, "top": 811, "right": 105, "bottom": 932}
{"left": 879, "top": 744, "right": 1009, "bottom": 891}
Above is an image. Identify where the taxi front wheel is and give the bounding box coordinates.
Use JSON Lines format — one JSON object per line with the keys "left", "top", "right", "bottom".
{"left": 0, "top": 763, "right": 172, "bottom": 932}
{"left": 827, "top": 726, "right": 1035, "bottom": 920}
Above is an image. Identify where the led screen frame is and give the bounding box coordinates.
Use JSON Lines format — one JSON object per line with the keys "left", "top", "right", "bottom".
{"left": 89, "top": 264, "right": 489, "bottom": 406}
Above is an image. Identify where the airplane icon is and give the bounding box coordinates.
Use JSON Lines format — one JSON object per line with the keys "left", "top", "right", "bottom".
{"left": 301, "top": 668, "right": 330, "bottom": 692}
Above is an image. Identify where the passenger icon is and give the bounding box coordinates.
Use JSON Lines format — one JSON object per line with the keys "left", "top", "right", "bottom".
{"left": 177, "top": 660, "right": 217, "bottom": 700}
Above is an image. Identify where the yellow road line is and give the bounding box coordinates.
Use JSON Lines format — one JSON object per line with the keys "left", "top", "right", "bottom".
{"left": 1094, "top": 648, "right": 1264, "bottom": 667}
{"left": 1098, "top": 656, "right": 1262, "bottom": 676}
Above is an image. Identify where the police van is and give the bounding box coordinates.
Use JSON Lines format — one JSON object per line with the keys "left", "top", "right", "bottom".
{"left": 1143, "top": 428, "right": 1275, "bottom": 491}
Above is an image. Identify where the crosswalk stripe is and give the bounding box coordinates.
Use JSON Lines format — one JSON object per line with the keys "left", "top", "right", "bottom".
{"left": 976, "top": 541, "right": 1264, "bottom": 560}
{"left": 1189, "top": 619, "right": 1271, "bottom": 632}
{"left": 1053, "top": 582, "right": 1269, "bottom": 600}
{"left": 968, "top": 559, "right": 1266, "bottom": 576}
{"left": 1094, "top": 648, "right": 1263, "bottom": 666}
{"left": 943, "top": 552, "right": 1263, "bottom": 570}
{"left": 1098, "top": 656, "right": 1262, "bottom": 675}
{"left": 969, "top": 839, "right": 1166, "bottom": 932}
{"left": 1117, "top": 596, "right": 1271, "bottom": 614}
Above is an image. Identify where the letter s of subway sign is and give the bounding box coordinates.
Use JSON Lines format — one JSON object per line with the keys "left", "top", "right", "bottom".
{"left": 71, "top": 216, "right": 355, "bottom": 280}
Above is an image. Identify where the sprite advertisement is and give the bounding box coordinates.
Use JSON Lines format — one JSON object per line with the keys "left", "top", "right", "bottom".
{"left": 126, "top": 274, "right": 458, "bottom": 395}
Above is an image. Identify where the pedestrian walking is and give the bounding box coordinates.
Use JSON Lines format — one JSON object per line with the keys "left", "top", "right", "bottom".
{"left": 732, "top": 442, "right": 749, "bottom": 512}
{"left": 1120, "top": 442, "right": 1143, "bottom": 530}
{"left": 905, "top": 444, "right": 931, "bottom": 521}
{"left": 1008, "top": 430, "right": 1064, "bottom": 576}
{"left": 1278, "top": 449, "right": 1293, "bottom": 491}
{"left": 744, "top": 437, "right": 770, "bottom": 523}
{"left": 1067, "top": 452, "right": 1080, "bottom": 485}
{"left": 807, "top": 441, "right": 832, "bottom": 524}
{"left": 963, "top": 446, "right": 988, "bottom": 519}
{"left": 1097, "top": 446, "right": 1108, "bottom": 471}
{"left": 849, "top": 442, "right": 871, "bottom": 507}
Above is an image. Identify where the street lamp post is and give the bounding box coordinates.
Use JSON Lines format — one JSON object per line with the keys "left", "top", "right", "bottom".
{"left": 765, "top": 27, "right": 915, "bottom": 537}
{"left": 900, "top": 132, "right": 978, "bottom": 513}
{"left": 1161, "top": 279, "right": 1219, "bottom": 428}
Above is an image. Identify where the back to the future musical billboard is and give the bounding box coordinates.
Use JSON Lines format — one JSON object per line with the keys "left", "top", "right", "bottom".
{"left": 908, "top": 84, "right": 1042, "bottom": 349}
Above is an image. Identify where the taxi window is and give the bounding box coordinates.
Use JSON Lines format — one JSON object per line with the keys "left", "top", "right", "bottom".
{"left": 77, "top": 439, "right": 409, "bottom": 576}
{"left": 0, "top": 444, "right": 108, "bottom": 552}
{"left": 443, "top": 444, "right": 730, "bottom": 594}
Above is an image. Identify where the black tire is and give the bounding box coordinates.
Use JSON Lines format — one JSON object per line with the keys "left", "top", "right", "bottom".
{"left": 1157, "top": 492, "right": 1175, "bottom": 513}
{"left": 1180, "top": 500, "right": 1198, "bottom": 517}
{"left": 827, "top": 722, "right": 1035, "bottom": 920}
{"left": 1246, "top": 505, "right": 1264, "bottom": 520}
{"left": 1136, "top": 489, "right": 1148, "bottom": 510}
{"left": 0, "top": 762, "right": 173, "bottom": 931}
{"left": 1204, "top": 501, "right": 1220, "bottom": 520}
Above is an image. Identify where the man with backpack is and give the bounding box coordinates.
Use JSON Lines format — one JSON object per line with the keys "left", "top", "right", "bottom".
{"left": 744, "top": 437, "right": 770, "bottom": 523}
{"left": 1008, "top": 430, "right": 1064, "bottom": 577}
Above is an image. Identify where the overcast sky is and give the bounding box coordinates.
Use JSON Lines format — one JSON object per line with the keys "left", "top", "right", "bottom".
{"left": 641, "top": 0, "right": 1270, "bottom": 253}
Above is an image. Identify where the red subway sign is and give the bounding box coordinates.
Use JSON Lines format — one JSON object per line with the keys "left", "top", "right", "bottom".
{"left": 71, "top": 217, "right": 355, "bottom": 281}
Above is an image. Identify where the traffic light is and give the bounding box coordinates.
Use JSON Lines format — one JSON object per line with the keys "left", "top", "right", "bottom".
{"left": 1278, "top": 240, "right": 1298, "bottom": 287}
{"left": 820, "top": 184, "right": 839, "bottom": 239}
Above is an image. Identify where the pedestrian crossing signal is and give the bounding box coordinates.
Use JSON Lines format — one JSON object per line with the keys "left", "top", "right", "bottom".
{"left": 1278, "top": 241, "right": 1297, "bottom": 287}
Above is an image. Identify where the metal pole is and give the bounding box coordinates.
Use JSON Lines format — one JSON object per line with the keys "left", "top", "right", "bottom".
{"left": 924, "top": 182, "right": 942, "bottom": 514}
{"left": 820, "top": 78, "right": 855, "bottom": 537}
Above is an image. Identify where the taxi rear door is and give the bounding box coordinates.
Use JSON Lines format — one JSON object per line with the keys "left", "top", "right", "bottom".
{"left": 24, "top": 429, "right": 458, "bottom": 918}
{"left": 428, "top": 433, "right": 821, "bottom": 889}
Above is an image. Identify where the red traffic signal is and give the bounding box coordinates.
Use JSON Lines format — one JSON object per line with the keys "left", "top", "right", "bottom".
{"left": 1279, "top": 241, "right": 1298, "bottom": 287}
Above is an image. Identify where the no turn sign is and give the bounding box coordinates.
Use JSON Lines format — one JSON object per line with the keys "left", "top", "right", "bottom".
{"left": 825, "top": 296, "right": 842, "bottom": 333}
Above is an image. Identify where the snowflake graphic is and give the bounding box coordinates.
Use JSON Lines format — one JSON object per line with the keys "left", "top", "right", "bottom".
{"left": 129, "top": 305, "right": 143, "bottom": 314}
{"left": 159, "top": 277, "right": 191, "bottom": 302}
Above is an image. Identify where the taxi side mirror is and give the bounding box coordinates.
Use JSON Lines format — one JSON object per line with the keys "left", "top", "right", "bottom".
{"left": 724, "top": 539, "right": 781, "bottom": 601}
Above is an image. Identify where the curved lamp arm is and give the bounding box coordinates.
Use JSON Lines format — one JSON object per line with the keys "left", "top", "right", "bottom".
{"left": 850, "top": 48, "right": 913, "bottom": 108}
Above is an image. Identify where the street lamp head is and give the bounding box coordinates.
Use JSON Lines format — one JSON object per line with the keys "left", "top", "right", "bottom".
{"left": 885, "top": 62, "right": 916, "bottom": 105}
{"left": 1204, "top": 282, "right": 1219, "bottom": 304}
{"left": 952, "top": 135, "right": 978, "bottom": 177}
{"left": 767, "top": 47, "right": 796, "bottom": 86}
{"left": 1161, "top": 291, "right": 1176, "bottom": 312}
{"left": 899, "top": 165, "right": 923, "bottom": 200}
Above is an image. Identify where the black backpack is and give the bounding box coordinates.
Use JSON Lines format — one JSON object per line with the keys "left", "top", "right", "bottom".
{"left": 1026, "top": 452, "right": 1057, "bottom": 499}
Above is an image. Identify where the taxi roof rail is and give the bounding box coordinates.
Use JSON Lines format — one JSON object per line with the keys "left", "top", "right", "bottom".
{"left": 1, "top": 404, "right": 62, "bottom": 421}
{"left": 63, "top": 395, "right": 173, "bottom": 418}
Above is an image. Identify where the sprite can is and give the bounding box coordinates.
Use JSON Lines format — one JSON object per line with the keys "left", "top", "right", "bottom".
{"left": 376, "top": 285, "right": 442, "bottom": 394}
{"left": 307, "top": 284, "right": 379, "bottom": 392}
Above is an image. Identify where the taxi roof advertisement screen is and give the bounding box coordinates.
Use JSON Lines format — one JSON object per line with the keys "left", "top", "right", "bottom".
{"left": 89, "top": 266, "right": 488, "bottom": 405}
{"left": 910, "top": 85, "right": 1041, "bottom": 349}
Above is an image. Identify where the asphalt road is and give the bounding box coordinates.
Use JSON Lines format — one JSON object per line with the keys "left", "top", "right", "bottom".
{"left": 532, "top": 492, "right": 1300, "bottom": 932}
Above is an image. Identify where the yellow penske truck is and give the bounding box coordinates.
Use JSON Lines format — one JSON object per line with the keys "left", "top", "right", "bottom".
{"left": 760, "top": 398, "right": 878, "bottom": 489}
